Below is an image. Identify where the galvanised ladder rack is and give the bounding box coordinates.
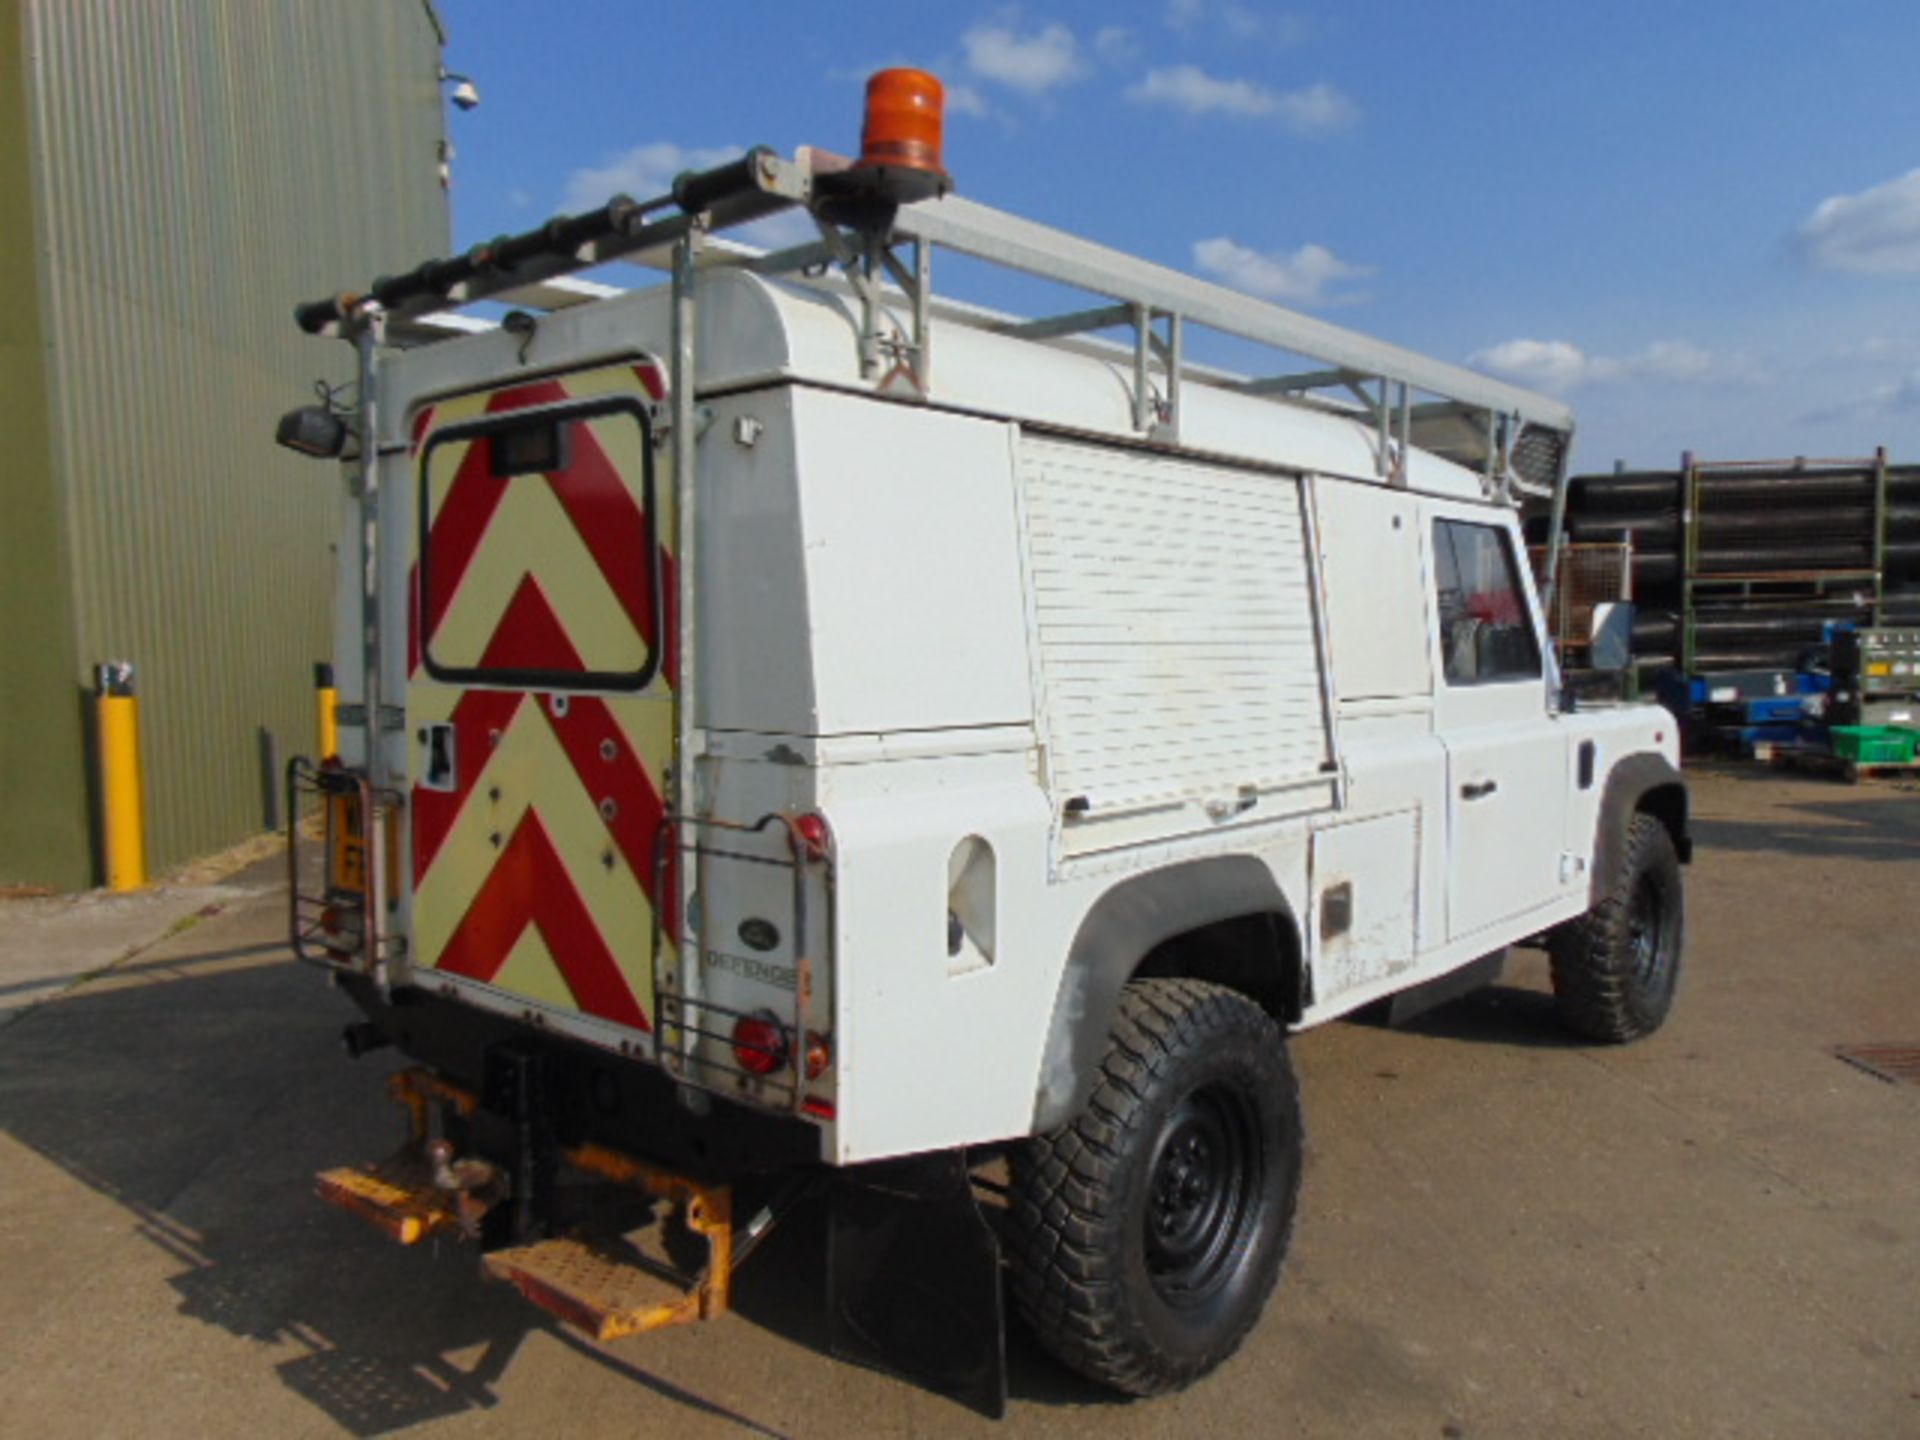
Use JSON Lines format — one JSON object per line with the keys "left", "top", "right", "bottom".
{"left": 299, "top": 144, "right": 1574, "bottom": 490}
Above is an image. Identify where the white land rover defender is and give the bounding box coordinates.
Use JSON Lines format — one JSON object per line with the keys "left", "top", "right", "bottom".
{"left": 282, "top": 72, "right": 1687, "bottom": 1416}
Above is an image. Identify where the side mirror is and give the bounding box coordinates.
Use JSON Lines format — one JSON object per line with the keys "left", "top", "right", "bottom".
{"left": 1589, "top": 601, "right": 1636, "bottom": 672}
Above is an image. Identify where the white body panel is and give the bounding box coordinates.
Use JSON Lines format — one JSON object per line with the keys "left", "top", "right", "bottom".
{"left": 351, "top": 267, "right": 1678, "bottom": 1166}
{"left": 1310, "top": 811, "right": 1421, "bottom": 995}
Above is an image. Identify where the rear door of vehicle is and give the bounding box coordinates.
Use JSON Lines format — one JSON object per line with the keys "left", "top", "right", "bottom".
{"left": 404, "top": 358, "right": 677, "bottom": 1046}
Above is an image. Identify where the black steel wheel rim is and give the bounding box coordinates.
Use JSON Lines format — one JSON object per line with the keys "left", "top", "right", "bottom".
{"left": 1144, "top": 1083, "right": 1261, "bottom": 1306}
{"left": 1628, "top": 874, "right": 1668, "bottom": 987}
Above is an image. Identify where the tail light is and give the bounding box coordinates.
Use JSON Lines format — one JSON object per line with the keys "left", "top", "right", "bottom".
{"left": 319, "top": 901, "right": 361, "bottom": 957}
{"left": 732, "top": 1011, "right": 789, "bottom": 1077}
{"left": 792, "top": 811, "right": 831, "bottom": 862}
{"left": 804, "top": 1031, "right": 832, "bottom": 1080}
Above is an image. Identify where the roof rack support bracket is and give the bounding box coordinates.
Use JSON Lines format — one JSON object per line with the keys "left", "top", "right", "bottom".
{"left": 1150, "top": 311, "right": 1182, "bottom": 445}
{"left": 1131, "top": 303, "right": 1153, "bottom": 435}
{"left": 997, "top": 302, "right": 1134, "bottom": 342}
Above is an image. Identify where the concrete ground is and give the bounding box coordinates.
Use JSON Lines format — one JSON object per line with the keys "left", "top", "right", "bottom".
{"left": 0, "top": 767, "right": 1915, "bottom": 1439}
{"left": 0, "top": 830, "right": 286, "bottom": 1024}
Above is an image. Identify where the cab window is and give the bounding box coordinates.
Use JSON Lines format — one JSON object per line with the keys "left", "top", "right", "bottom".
{"left": 1432, "top": 520, "right": 1541, "bottom": 684}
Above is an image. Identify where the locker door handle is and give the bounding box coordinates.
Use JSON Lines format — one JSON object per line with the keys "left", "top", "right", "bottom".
{"left": 1460, "top": 779, "right": 1498, "bottom": 801}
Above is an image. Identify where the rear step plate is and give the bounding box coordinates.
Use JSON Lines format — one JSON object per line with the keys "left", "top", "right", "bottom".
{"left": 483, "top": 1236, "right": 712, "bottom": 1341}
{"left": 315, "top": 1155, "right": 459, "bottom": 1245}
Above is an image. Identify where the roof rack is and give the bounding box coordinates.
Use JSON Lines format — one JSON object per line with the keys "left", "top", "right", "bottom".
{"left": 294, "top": 143, "right": 1572, "bottom": 497}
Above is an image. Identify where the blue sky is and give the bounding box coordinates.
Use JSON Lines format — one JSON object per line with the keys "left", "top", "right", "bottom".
{"left": 437, "top": 1, "right": 1920, "bottom": 472}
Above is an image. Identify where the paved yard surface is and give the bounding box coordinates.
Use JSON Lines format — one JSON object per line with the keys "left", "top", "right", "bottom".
{"left": 1, "top": 767, "right": 1916, "bottom": 1438}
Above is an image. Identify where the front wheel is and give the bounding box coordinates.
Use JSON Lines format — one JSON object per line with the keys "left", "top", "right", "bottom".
{"left": 1007, "top": 978, "right": 1302, "bottom": 1396}
{"left": 1549, "top": 812, "right": 1684, "bottom": 1042}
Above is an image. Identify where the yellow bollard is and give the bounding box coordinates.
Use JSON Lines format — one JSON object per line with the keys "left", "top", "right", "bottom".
{"left": 96, "top": 661, "right": 146, "bottom": 891}
{"left": 314, "top": 662, "right": 339, "bottom": 761}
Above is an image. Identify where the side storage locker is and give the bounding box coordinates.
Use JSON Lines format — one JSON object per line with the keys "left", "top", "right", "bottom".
{"left": 1016, "top": 435, "right": 1338, "bottom": 857}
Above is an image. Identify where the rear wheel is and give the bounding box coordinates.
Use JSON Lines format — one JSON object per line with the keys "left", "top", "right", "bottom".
{"left": 1007, "top": 978, "right": 1302, "bottom": 1396}
{"left": 1549, "top": 812, "right": 1684, "bottom": 1041}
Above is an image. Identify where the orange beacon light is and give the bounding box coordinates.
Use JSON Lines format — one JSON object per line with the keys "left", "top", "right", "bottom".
{"left": 861, "top": 68, "right": 947, "bottom": 176}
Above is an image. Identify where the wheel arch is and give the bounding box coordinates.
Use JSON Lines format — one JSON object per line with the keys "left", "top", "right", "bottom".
{"left": 1030, "top": 856, "right": 1303, "bottom": 1133}
{"left": 1590, "top": 752, "right": 1690, "bottom": 906}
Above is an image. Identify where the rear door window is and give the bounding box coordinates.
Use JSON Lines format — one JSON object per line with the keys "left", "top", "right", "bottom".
{"left": 418, "top": 395, "right": 660, "bottom": 691}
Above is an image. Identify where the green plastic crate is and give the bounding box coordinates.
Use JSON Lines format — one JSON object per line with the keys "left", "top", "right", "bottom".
{"left": 1829, "top": 725, "right": 1918, "bottom": 764}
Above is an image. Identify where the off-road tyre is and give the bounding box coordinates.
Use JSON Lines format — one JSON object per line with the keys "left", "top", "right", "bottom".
{"left": 1007, "top": 978, "right": 1302, "bottom": 1397}
{"left": 1549, "top": 812, "right": 1684, "bottom": 1042}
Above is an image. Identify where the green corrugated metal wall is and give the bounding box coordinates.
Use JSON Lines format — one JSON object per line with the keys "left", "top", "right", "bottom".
{"left": 1, "top": 0, "right": 449, "bottom": 888}
{"left": 0, "top": 6, "right": 91, "bottom": 887}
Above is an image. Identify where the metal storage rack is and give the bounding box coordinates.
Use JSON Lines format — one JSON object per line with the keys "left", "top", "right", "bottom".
{"left": 1557, "top": 451, "right": 1920, "bottom": 676}
{"left": 1676, "top": 452, "right": 1889, "bottom": 674}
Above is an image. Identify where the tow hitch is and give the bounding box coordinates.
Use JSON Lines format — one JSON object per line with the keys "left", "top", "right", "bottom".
{"left": 317, "top": 1067, "right": 743, "bottom": 1339}
{"left": 317, "top": 1064, "right": 1008, "bottom": 1415}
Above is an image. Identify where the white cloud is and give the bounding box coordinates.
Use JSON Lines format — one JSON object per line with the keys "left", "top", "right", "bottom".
{"left": 1273, "top": 81, "right": 1359, "bottom": 134}
{"left": 945, "top": 81, "right": 991, "bottom": 118}
{"left": 1131, "top": 65, "right": 1272, "bottom": 116}
{"left": 1796, "top": 169, "right": 1920, "bottom": 274}
{"left": 1165, "top": 1, "right": 1309, "bottom": 46}
{"left": 1629, "top": 339, "right": 1719, "bottom": 381}
{"left": 734, "top": 208, "right": 818, "bottom": 252}
{"left": 961, "top": 20, "right": 1085, "bottom": 95}
{"left": 561, "top": 141, "right": 813, "bottom": 251}
{"left": 1827, "top": 334, "right": 1920, "bottom": 363}
{"left": 1093, "top": 26, "right": 1138, "bottom": 63}
{"left": 562, "top": 141, "right": 735, "bottom": 214}
{"left": 507, "top": 187, "right": 532, "bottom": 210}
{"left": 1469, "top": 337, "right": 1751, "bottom": 392}
{"left": 1193, "top": 235, "right": 1373, "bottom": 306}
{"left": 1129, "top": 66, "right": 1357, "bottom": 133}
{"left": 1802, "top": 368, "right": 1920, "bottom": 423}
{"left": 1868, "top": 370, "right": 1920, "bottom": 410}
{"left": 1470, "top": 339, "right": 1594, "bottom": 390}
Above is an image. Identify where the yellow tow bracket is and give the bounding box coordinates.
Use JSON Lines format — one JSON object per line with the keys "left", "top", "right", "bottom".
{"left": 484, "top": 1145, "right": 734, "bottom": 1341}
{"left": 314, "top": 1070, "right": 479, "bottom": 1243}
{"left": 314, "top": 1152, "right": 461, "bottom": 1246}
{"left": 315, "top": 1069, "right": 735, "bottom": 1340}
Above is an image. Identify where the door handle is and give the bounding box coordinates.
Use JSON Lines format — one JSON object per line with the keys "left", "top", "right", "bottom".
{"left": 1460, "top": 779, "right": 1498, "bottom": 801}
{"left": 421, "top": 721, "right": 457, "bottom": 792}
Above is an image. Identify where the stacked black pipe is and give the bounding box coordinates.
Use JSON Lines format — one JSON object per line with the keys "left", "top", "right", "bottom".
{"left": 1535, "top": 459, "right": 1920, "bottom": 673}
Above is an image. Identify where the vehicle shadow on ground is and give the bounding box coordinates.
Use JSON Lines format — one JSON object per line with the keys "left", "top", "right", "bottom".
{"left": 1378, "top": 981, "right": 1586, "bottom": 1052}
{"left": 0, "top": 951, "right": 794, "bottom": 1437}
{"left": 0, "top": 945, "right": 1116, "bottom": 1432}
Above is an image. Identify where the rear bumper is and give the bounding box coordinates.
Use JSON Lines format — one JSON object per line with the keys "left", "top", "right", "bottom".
{"left": 337, "top": 974, "right": 825, "bottom": 1177}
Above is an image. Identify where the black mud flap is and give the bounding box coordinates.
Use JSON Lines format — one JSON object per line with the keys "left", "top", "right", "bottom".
{"left": 827, "top": 1150, "right": 1007, "bottom": 1419}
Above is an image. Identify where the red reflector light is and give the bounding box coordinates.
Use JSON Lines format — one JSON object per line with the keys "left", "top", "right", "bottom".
{"left": 802, "top": 1097, "right": 836, "bottom": 1121}
{"left": 804, "top": 1031, "right": 832, "bottom": 1080}
{"left": 732, "top": 1012, "right": 789, "bottom": 1077}
{"left": 792, "top": 812, "right": 831, "bottom": 861}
